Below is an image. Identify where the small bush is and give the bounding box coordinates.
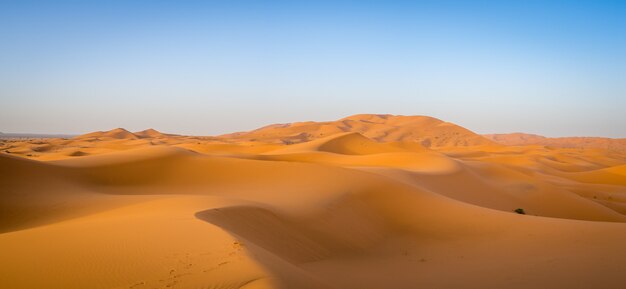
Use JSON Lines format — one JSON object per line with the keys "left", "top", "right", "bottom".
{"left": 514, "top": 208, "right": 526, "bottom": 215}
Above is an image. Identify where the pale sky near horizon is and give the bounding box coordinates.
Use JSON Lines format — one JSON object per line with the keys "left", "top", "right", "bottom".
{"left": 1, "top": 1, "right": 625, "bottom": 137}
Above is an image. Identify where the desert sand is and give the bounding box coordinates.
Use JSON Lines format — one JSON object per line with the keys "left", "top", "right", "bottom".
{"left": 1, "top": 114, "right": 626, "bottom": 289}
{"left": 485, "top": 133, "right": 626, "bottom": 154}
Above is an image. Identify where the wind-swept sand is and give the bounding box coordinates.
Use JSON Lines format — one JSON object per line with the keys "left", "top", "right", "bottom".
{"left": 1, "top": 115, "right": 626, "bottom": 289}
{"left": 484, "top": 132, "right": 626, "bottom": 154}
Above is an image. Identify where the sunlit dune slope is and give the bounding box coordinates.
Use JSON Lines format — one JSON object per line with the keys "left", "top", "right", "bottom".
{"left": 75, "top": 127, "right": 139, "bottom": 140}
{"left": 222, "top": 114, "right": 495, "bottom": 147}
{"left": 1, "top": 114, "right": 626, "bottom": 289}
{"left": 134, "top": 128, "right": 169, "bottom": 138}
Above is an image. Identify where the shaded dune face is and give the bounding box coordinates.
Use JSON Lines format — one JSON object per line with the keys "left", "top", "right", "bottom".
{"left": 1, "top": 114, "right": 626, "bottom": 289}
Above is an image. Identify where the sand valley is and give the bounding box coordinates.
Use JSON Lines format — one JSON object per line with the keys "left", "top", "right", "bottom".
{"left": 1, "top": 114, "right": 625, "bottom": 289}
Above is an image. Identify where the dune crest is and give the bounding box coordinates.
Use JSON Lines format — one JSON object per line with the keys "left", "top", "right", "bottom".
{"left": 134, "top": 128, "right": 166, "bottom": 138}
{"left": 267, "top": 132, "right": 414, "bottom": 155}
{"left": 222, "top": 114, "right": 495, "bottom": 147}
{"left": 75, "top": 128, "right": 138, "bottom": 140}
{"left": 1, "top": 114, "right": 626, "bottom": 289}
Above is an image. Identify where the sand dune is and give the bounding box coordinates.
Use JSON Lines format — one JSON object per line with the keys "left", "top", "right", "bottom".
{"left": 222, "top": 114, "right": 495, "bottom": 147}
{"left": 134, "top": 128, "right": 167, "bottom": 139}
{"left": 485, "top": 132, "right": 626, "bottom": 153}
{"left": 76, "top": 128, "right": 139, "bottom": 140}
{"left": 1, "top": 114, "right": 625, "bottom": 289}
{"left": 266, "top": 132, "right": 417, "bottom": 155}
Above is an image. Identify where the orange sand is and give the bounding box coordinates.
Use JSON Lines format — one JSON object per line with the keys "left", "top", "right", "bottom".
{"left": 1, "top": 114, "right": 625, "bottom": 289}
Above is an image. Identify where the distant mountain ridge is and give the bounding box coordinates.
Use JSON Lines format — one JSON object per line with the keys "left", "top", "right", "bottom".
{"left": 484, "top": 133, "right": 626, "bottom": 153}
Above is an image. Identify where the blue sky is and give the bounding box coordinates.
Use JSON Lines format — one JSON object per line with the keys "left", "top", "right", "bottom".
{"left": 1, "top": 0, "right": 624, "bottom": 137}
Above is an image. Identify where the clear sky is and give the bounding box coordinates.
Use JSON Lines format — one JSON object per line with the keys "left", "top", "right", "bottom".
{"left": 1, "top": 0, "right": 624, "bottom": 137}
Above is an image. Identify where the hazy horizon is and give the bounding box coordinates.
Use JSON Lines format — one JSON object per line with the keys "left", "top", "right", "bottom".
{"left": 1, "top": 112, "right": 626, "bottom": 139}
{"left": 1, "top": 1, "right": 625, "bottom": 137}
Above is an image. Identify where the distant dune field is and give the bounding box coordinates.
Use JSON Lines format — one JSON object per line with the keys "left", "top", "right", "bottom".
{"left": 1, "top": 114, "right": 626, "bottom": 289}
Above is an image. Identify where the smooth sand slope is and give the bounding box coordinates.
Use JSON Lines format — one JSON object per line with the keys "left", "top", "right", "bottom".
{"left": 222, "top": 114, "right": 495, "bottom": 147}
{"left": 1, "top": 114, "right": 626, "bottom": 289}
{"left": 485, "top": 133, "right": 626, "bottom": 153}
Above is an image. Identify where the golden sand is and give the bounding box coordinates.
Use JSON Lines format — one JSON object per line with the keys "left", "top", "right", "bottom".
{"left": 1, "top": 114, "right": 625, "bottom": 289}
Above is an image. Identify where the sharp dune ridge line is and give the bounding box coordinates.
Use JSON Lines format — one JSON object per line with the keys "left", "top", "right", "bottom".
{"left": 1, "top": 114, "right": 625, "bottom": 289}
